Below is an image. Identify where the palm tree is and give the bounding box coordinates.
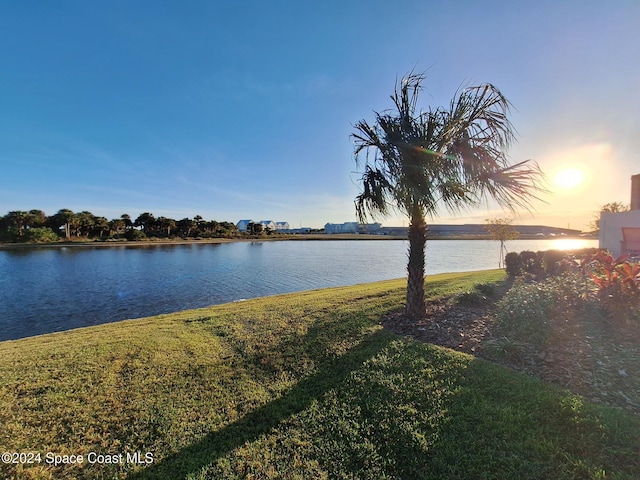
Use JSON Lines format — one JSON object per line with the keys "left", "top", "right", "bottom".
{"left": 135, "top": 212, "right": 156, "bottom": 234}
{"left": 109, "top": 218, "right": 126, "bottom": 236}
{"left": 28, "top": 209, "right": 47, "bottom": 228}
{"left": 92, "top": 216, "right": 110, "bottom": 237}
{"left": 156, "top": 216, "right": 176, "bottom": 237}
{"left": 120, "top": 214, "right": 133, "bottom": 230}
{"left": 50, "top": 209, "right": 77, "bottom": 240}
{"left": 353, "top": 72, "right": 545, "bottom": 320}
{"left": 5, "top": 211, "right": 29, "bottom": 237}
{"left": 177, "top": 217, "right": 196, "bottom": 237}
{"left": 76, "top": 211, "right": 96, "bottom": 237}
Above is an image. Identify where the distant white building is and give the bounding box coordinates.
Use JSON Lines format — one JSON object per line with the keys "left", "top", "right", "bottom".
{"left": 324, "top": 222, "right": 382, "bottom": 234}
{"left": 237, "top": 219, "right": 290, "bottom": 233}
{"left": 258, "top": 220, "right": 276, "bottom": 231}
{"left": 324, "top": 222, "right": 359, "bottom": 234}
{"left": 236, "top": 219, "right": 254, "bottom": 232}
{"left": 599, "top": 174, "right": 640, "bottom": 257}
{"left": 600, "top": 211, "right": 640, "bottom": 257}
{"left": 361, "top": 222, "right": 382, "bottom": 234}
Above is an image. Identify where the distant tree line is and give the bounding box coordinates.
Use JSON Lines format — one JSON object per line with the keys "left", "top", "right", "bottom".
{"left": 0, "top": 209, "right": 239, "bottom": 243}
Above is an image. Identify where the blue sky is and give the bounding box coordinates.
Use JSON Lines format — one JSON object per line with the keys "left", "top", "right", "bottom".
{"left": 1, "top": 1, "right": 639, "bottom": 230}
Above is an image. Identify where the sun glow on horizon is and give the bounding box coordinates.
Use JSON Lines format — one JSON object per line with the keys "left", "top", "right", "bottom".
{"left": 554, "top": 167, "right": 586, "bottom": 190}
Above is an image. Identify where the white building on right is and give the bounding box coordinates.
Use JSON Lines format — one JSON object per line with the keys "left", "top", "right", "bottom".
{"left": 599, "top": 174, "right": 640, "bottom": 258}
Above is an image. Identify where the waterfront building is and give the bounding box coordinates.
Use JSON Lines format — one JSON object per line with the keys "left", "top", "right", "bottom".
{"left": 236, "top": 219, "right": 254, "bottom": 232}
{"left": 600, "top": 174, "right": 640, "bottom": 257}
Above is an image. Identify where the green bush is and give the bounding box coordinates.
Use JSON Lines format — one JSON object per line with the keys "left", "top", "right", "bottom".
{"left": 541, "top": 249, "right": 565, "bottom": 276}
{"left": 505, "top": 249, "right": 587, "bottom": 279}
{"left": 505, "top": 252, "right": 522, "bottom": 277}
{"left": 454, "top": 290, "right": 487, "bottom": 307}
{"left": 474, "top": 282, "right": 498, "bottom": 297}
{"left": 0, "top": 227, "right": 20, "bottom": 242}
{"left": 453, "top": 282, "right": 500, "bottom": 307}
{"left": 125, "top": 229, "right": 146, "bottom": 241}
{"left": 24, "top": 227, "right": 59, "bottom": 243}
{"left": 520, "top": 250, "right": 544, "bottom": 277}
{"left": 505, "top": 250, "right": 544, "bottom": 278}
{"left": 495, "top": 273, "right": 586, "bottom": 346}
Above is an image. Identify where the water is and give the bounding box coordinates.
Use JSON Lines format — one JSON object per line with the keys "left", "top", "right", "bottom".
{"left": 0, "top": 238, "right": 597, "bottom": 341}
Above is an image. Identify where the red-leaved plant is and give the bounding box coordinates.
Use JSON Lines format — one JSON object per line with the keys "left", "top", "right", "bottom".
{"left": 584, "top": 251, "right": 640, "bottom": 324}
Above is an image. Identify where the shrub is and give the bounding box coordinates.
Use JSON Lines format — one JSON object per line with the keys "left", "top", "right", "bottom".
{"left": 520, "top": 250, "right": 544, "bottom": 277}
{"left": 505, "top": 252, "right": 522, "bottom": 277}
{"left": 125, "top": 229, "right": 147, "bottom": 241}
{"left": 24, "top": 227, "right": 59, "bottom": 243}
{"left": 541, "top": 249, "right": 566, "bottom": 276}
{"left": 474, "top": 282, "right": 498, "bottom": 297}
{"left": 483, "top": 337, "right": 529, "bottom": 364}
{"left": 505, "top": 249, "right": 588, "bottom": 279}
{"left": 505, "top": 251, "right": 546, "bottom": 278}
{"left": 453, "top": 282, "right": 501, "bottom": 307}
{"left": 495, "top": 273, "right": 586, "bottom": 346}
{"left": 454, "top": 290, "right": 487, "bottom": 307}
{"left": 584, "top": 251, "right": 640, "bottom": 325}
{"left": 0, "top": 227, "right": 20, "bottom": 242}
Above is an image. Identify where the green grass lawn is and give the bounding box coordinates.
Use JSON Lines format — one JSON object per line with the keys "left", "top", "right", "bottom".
{"left": 1, "top": 270, "right": 639, "bottom": 479}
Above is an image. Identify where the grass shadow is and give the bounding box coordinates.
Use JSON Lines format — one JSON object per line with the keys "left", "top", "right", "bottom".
{"left": 129, "top": 328, "right": 395, "bottom": 479}
{"left": 424, "top": 356, "right": 640, "bottom": 479}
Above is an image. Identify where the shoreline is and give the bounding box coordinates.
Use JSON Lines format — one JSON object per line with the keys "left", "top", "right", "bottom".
{"left": 0, "top": 270, "right": 490, "bottom": 344}
{"left": 0, "top": 233, "right": 594, "bottom": 250}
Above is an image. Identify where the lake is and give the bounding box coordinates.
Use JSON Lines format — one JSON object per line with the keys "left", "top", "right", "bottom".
{"left": 0, "top": 238, "right": 598, "bottom": 341}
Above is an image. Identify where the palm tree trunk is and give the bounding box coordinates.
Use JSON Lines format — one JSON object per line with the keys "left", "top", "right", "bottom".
{"left": 405, "top": 212, "right": 427, "bottom": 320}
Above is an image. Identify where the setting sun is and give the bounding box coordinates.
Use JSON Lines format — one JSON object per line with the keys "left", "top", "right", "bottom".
{"left": 554, "top": 167, "right": 585, "bottom": 189}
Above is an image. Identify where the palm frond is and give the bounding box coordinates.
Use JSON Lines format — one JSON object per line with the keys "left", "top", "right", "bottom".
{"left": 474, "top": 160, "right": 548, "bottom": 212}
{"left": 352, "top": 72, "right": 546, "bottom": 223}
{"left": 354, "top": 166, "right": 394, "bottom": 222}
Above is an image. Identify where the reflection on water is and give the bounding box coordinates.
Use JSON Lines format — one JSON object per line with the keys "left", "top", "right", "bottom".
{"left": 545, "top": 238, "right": 597, "bottom": 251}
{"left": 0, "top": 238, "right": 598, "bottom": 341}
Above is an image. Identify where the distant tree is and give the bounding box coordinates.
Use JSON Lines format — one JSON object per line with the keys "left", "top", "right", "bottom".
{"left": 92, "top": 216, "right": 110, "bottom": 237}
{"left": 353, "top": 72, "right": 545, "bottom": 320}
{"left": 207, "top": 220, "right": 220, "bottom": 236}
{"left": 214, "top": 221, "right": 237, "bottom": 237}
{"left": 0, "top": 214, "right": 9, "bottom": 240}
{"left": 220, "top": 221, "right": 238, "bottom": 237}
{"left": 1, "top": 210, "right": 49, "bottom": 242}
{"left": 156, "top": 216, "right": 176, "bottom": 237}
{"left": 49, "top": 209, "right": 77, "bottom": 240}
{"left": 76, "top": 211, "right": 96, "bottom": 237}
{"left": 28, "top": 209, "right": 47, "bottom": 228}
{"left": 120, "top": 214, "right": 133, "bottom": 230}
{"left": 485, "top": 217, "right": 520, "bottom": 268}
{"left": 246, "top": 222, "right": 264, "bottom": 235}
{"left": 135, "top": 212, "right": 156, "bottom": 234}
{"left": 4, "top": 211, "right": 29, "bottom": 238}
{"left": 177, "top": 218, "right": 195, "bottom": 237}
{"left": 590, "top": 202, "right": 629, "bottom": 231}
{"left": 196, "top": 220, "right": 212, "bottom": 237}
{"left": 109, "top": 218, "right": 126, "bottom": 236}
